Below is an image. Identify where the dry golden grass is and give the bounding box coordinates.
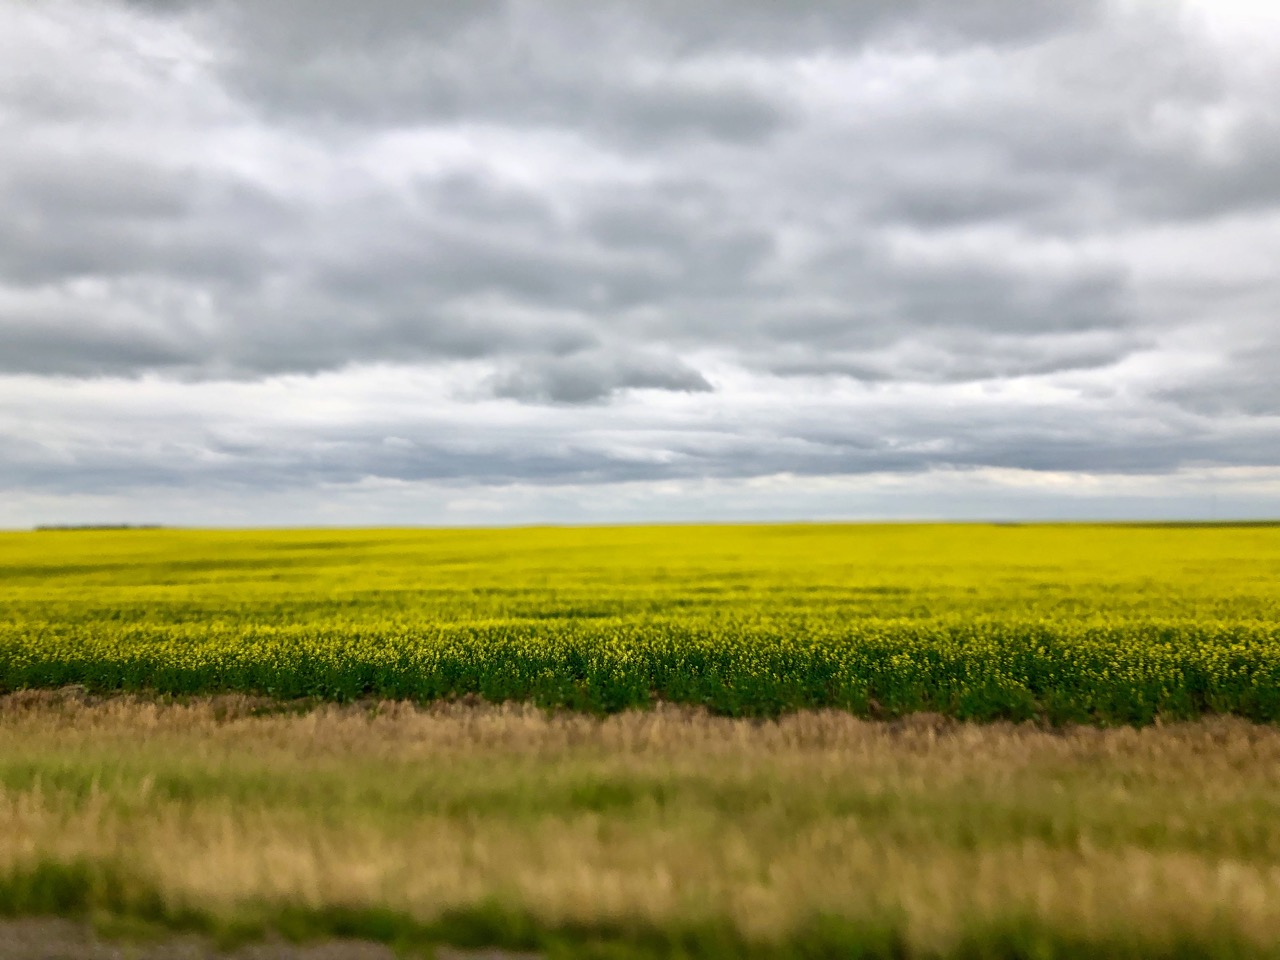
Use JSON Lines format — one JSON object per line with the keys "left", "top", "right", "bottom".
{"left": 3, "top": 692, "right": 1280, "bottom": 955}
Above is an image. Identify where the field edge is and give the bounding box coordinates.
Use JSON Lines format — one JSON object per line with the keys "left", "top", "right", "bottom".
{"left": 1, "top": 858, "right": 1276, "bottom": 960}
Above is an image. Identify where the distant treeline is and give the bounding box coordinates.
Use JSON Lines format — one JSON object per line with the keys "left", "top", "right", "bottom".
{"left": 34, "top": 524, "right": 165, "bottom": 531}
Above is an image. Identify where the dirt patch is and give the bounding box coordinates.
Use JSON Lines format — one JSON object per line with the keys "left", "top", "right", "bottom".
{"left": 0, "top": 918, "right": 541, "bottom": 960}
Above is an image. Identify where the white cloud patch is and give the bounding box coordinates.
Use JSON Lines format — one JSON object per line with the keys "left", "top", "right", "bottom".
{"left": 1, "top": 0, "right": 1278, "bottom": 523}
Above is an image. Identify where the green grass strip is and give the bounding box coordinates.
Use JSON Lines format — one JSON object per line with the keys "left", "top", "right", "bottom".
{"left": 0, "top": 859, "right": 1274, "bottom": 960}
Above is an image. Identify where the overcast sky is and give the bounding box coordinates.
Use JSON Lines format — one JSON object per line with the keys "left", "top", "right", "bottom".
{"left": 2, "top": 0, "right": 1278, "bottom": 526}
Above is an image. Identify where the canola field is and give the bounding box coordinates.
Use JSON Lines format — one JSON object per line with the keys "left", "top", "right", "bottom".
{"left": 2, "top": 523, "right": 1279, "bottom": 724}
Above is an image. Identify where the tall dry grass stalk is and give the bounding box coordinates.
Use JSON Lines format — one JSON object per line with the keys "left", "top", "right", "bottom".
{"left": 3, "top": 692, "right": 1280, "bottom": 952}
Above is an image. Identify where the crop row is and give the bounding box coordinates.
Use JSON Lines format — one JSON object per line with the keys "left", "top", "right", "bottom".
{"left": 4, "top": 616, "right": 1279, "bottom": 723}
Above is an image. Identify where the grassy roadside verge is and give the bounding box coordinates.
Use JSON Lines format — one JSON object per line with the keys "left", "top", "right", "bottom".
{"left": 3, "top": 693, "right": 1280, "bottom": 957}
{"left": 4, "top": 861, "right": 1278, "bottom": 959}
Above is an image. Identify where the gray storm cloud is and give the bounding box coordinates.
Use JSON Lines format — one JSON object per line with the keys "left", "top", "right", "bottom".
{"left": 0, "top": 0, "right": 1278, "bottom": 523}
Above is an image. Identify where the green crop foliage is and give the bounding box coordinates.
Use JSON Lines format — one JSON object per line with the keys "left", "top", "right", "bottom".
{"left": 2, "top": 523, "right": 1278, "bottom": 723}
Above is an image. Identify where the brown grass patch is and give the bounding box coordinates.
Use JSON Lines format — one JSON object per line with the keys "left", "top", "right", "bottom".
{"left": 2, "top": 695, "right": 1280, "bottom": 953}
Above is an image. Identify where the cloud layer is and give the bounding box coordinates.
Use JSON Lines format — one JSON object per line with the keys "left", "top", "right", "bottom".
{"left": 1, "top": 0, "right": 1278, "bottom": 523}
